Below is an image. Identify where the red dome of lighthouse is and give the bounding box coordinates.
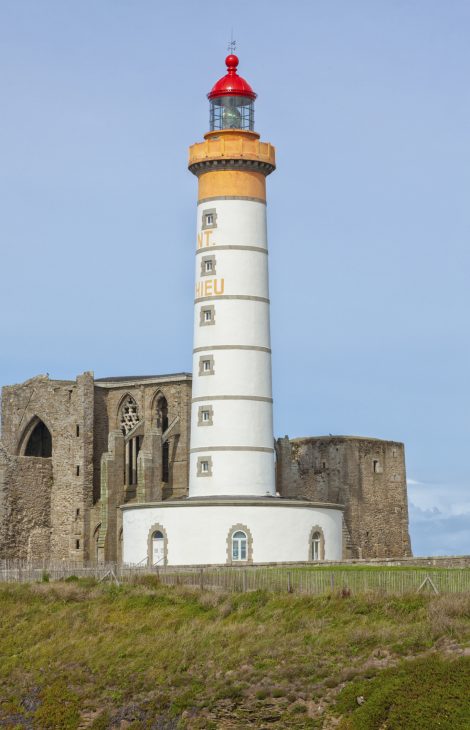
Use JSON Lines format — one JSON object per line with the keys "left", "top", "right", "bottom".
{"left": 208, "top": 55, "right": 257, "bottom": 100}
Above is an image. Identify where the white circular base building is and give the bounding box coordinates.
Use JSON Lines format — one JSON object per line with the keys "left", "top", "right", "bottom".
{"left": 122, "top": 498, "right": 343, "bottom": 566}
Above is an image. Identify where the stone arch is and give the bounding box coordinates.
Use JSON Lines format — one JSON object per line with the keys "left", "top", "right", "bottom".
{"left": 153, "top": 391, "right": 170, "bottom": 483}
{"left": 147, "top": 523, "right": 168, "bottom": 567}
{"left": 308, "top": 525, "right": 325, "bottom": 561}
{"left": 152, "top": 390, "right": 169, "bottom": 432}
{"left": 118, "top": 394, "right": 141, "bottom": 435}
{"left": 226, "top": 523, "right": 253, "bottom": 565}
{"left": 93, "top": 522, "right": 103, "bottom": 564}
{"left": 19, "top": 416, "right": 52, "bottom": 457}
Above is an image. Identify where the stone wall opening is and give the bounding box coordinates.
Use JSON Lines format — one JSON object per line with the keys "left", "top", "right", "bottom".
{"left": 156, "top": 395, "right": 169, "bottom": 483}
{"left": 24, "top": 420, "right": 52, "bottom": 458}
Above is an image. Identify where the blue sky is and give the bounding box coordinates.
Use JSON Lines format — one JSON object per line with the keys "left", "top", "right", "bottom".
{"left": 0, "top": 0, "right": 469, "bottom": 556}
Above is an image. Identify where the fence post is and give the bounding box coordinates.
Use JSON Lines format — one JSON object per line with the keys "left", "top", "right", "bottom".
{"left": 200, "top": 568, "right": 204, "bottom": 591}
{"left": 287, "top": 572, "right": 292, "bottom": 593}
{"left": 243, "top": 570, "right": 247, "bottom": 593}
{"left": 330, "top": 573, "right": 335, "bottom": 592}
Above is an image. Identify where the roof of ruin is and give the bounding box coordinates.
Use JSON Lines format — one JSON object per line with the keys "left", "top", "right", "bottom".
{"left": 95, "top": 373, "right": 192, "bottom": 383}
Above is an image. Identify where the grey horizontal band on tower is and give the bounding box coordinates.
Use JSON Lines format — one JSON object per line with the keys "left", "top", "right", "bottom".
{"left": 192, "top": 395, "right": 273, "bottom": 403}
{"left": 190, "top": 446, "right": 275, "bottom": 454}
{"left": 195, "top": 295, "right": 270, "bottom": 304}
{"left": 193, "top": 345, "right": 271, "bottom": 354}
{"left": 196, "top": 245, "right": 268, "bottom": 255}
{"left": 198, "top": 195, "right": 266, "bottom": 205}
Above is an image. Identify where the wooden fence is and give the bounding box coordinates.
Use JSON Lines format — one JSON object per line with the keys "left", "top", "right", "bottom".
{"left": 0, "top": 560, "right": 469, "bottom": 595}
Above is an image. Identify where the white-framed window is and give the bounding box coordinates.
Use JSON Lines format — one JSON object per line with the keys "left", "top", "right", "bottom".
{"left": 200, "top": 254, "right": 216, "bottom": 277}
{"left": 202, "top": 208, "right": 217, "bottom": 230}
{"left": 197, "top": 455, "right": 212, "bottom": 477}
{"left": 232, "top": 531, "right": 247, "bottom": 561}
{"left": 198, "top": 405, "right": 213, "bottom": 426}
{"left": 199, "top": 355, "right": 214, "bottom": 376}
{"left": 312, "top": 531, "right": 321, "bottom": 561}
{"left": 200, "top": 305, "right": 215, "bottom": 327}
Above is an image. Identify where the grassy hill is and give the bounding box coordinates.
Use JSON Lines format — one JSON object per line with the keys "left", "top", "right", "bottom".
{"left": 0, "top": 578, "right": 469, "bottom": 729}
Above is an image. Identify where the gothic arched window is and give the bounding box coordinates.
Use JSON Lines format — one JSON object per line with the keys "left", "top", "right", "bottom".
{"left": 156, "top": 396, "right": 168, "bottom": 432}
{"left": 120, "top": 395, "right": 140, "bottom": 435}
{"left": 155, "top": 395, "right": 169, "bottom": 483}
{"left": 24, "top": 420, "right": 52, "bottom": 458}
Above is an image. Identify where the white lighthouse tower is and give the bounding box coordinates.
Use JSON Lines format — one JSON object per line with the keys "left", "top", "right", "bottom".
{"left": 188, "top": 53, "right": 275, "bottom": 499}
{"left": 122, "top": 53, "right": 343, "bottom": 566}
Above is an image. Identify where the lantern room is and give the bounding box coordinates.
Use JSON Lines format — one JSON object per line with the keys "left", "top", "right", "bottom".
{"left": 208, "top": 54, "right": 256, "bottom": 131}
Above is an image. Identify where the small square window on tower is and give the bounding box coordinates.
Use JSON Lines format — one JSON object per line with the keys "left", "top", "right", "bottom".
{"left": 198, "top": 405, "right": 214, "bottom": 426}
{"left": 202, "top": 208, "right": 217, "bottom": 230}
{"left": 197, "top": 456, "right": 213, "bottom": 477}
{"left": 200, "top": 305, "right": 215, "bottom": 327}
{"left": 200, "top": 255, "right": 216, "bottom": 277}
{"left": 199, "top": 355, "right": 214, "bottom": 376}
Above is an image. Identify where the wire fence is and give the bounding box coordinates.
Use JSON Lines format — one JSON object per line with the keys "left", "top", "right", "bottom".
{"left": 0, "top": 560, "right": 469, "bottom": 595}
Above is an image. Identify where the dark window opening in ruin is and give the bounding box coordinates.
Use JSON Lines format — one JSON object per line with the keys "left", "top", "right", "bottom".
{"left": 322, "top": 462, "right": 326, "bottom": 469}
{"left": 76, "top": 508, "right": 80, "bottom": 518}
{"left": 76, "top": 425, "right": 80, "bottom": 437}
{"left": 373, "top": 460, "right": 379, "bottom": 473}
{"left": 156, "top": 396, "right": 169, "bottom": 433}
{"left": 162, "top": 441, "right": 169, "bottom": 483}
{"left": 75, "top": 539, "right": 80, "bottom": 549}
{"left": 25, "top": 420, "right": 52, "bottom": 458}
{"left": 125, "top": 435, "right": 142, "bottom": 487}
{"left": 76, "top": 465, "right": 80, "bottom": 476}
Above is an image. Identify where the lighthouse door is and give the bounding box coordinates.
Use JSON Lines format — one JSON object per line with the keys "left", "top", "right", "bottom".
{"left": 152, "top": 530, "right": 165, "bottom": 566}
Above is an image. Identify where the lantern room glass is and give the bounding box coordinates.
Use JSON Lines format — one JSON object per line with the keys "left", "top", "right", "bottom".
{"left": 210, "top": 96, "right": 254, "bottom": 131}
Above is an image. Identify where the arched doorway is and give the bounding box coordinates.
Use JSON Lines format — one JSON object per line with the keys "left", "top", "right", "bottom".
{"left": 147, "top": 524, "right": 167, "bottom": 567}
{"left": 152, "top": 530, "right": 165, "bottom": 566}
{"left": 24, "top": 420, "right": 52, "bottom": 457}
{"left": 93, "top": 523, "right": 103, "bottom": 564}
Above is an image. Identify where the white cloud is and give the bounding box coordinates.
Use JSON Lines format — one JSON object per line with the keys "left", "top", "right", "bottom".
{"left": 407, "top": 478, "right": 470, "bottom": 517}
{"left": 407, "top": 477, "right": 470, "bottom": 555}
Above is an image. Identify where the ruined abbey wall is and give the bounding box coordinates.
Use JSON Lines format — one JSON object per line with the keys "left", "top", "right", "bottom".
{"left": 276, "top": 436, "right": 411, "bottom": 559}
{"left": 0, "top": 373, "right": 95, "bottom": 561}
{"left": 89, "top": 375, "right": 192, "bottom": 563}
{"left": 0, "top": 372, "right": 412, "bottom": 564}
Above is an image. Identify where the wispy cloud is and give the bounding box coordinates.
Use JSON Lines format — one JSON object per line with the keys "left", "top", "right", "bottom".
{"left": 407, "top": 477, "right": 470, "bottom": 556}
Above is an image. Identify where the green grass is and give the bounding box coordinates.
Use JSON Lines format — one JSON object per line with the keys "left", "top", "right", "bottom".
{"left": 334, "top": 654, "right": 470, "bottom": 729}
{"left": 0, "top": 581, "right": 469, "bottom": 729}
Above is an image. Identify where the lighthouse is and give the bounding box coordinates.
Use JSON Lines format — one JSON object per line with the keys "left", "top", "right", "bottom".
{"left": 188, "top": 54, "right": 276, "bottom": 499}
{"left": 122, "top": 53, "right": 343, "bottom": 566}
